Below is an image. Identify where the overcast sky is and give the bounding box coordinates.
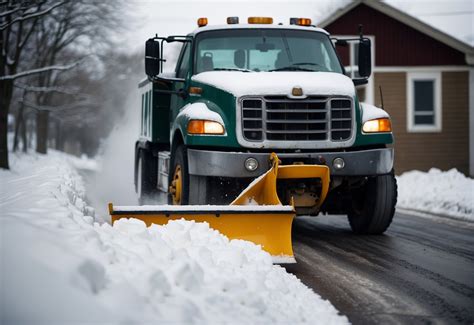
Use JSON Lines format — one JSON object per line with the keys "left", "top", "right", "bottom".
{"left": 122, "top": 0, "right": 474, "bottom": 52}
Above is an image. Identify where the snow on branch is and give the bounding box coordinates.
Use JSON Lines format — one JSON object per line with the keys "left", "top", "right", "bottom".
{"left": 20, "top": 98, "right": 96, "bottom": 112}
{"left": 0, "top": 7, "right": 23, "bottom": 18}
{"left": 0, "top": 61, "right": 81, "bottom": 80}
{"left": 14, "top": 83, "right": 80, "bottom": 96}
{"left": 0, "top": 2, "right": 65, "bottom": 31}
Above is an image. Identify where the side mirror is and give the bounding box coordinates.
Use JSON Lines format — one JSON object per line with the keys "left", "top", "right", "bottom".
{"left": 145, "top": 39, "right": 161, "bottom": 77}
{"left": 358, "top": 38, "right": 371, "bottom": 78}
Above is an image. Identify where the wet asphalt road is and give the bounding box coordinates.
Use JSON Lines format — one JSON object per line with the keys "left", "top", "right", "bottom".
{"left": 284, "top": 212, "right": 474, "bottom": 325}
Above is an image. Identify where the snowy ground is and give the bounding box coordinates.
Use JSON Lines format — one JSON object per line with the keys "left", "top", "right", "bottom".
{"left": 396, "top": 168, "right": 473, "bottom": 222}
{"left": 1, "top": 150, "right": 347, "bottom": 324}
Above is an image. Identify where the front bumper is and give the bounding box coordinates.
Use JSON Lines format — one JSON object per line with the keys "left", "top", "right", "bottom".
{"left": 187, "top": 148, "right": 394, "bottom": 177}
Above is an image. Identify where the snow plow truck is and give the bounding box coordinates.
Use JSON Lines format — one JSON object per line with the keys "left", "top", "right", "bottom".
{"left": 109, "top": 17, "right": 397, "bottom": 263}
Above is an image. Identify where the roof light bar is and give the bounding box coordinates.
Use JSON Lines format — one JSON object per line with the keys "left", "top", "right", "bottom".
{"left": 248, "top": 17, "right": 273, "bottom": 24}
{"left": 227, "top": 16, "right": 239, "bottom": 24}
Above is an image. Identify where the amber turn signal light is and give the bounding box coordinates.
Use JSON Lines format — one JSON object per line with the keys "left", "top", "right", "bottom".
{"left": 187, "top": 120, "right": 225, "bottom": 135}
{"left": 362, "top": 118, "right": 392, "bottom": 133}
{"left": 188, "top": 87, "right": 202, "bottom": 95}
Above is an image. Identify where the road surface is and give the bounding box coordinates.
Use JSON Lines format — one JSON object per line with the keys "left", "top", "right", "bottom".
{"left": 285, "top": 212, "right": 474, "bottom": 324}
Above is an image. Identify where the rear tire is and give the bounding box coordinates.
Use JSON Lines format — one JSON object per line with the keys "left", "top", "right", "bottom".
{"left": 137, "top": 149, "right": 157, "bottom": 205}
{"left": 348, "top": 172, "right": 397, "bottom": 234}
{"left": 168, "top": 145, "right": 208, "bottom": 205}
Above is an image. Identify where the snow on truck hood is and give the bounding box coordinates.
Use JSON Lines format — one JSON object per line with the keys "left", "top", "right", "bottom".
{"left": 192, "top": 71, "right": 355, "bottom": 97}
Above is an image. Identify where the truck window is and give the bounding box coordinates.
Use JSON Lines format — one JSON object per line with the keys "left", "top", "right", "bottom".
{"left": 194, "top": 29, "right": 343, "bottom": 74}
{"left": 176, "top": 44, "right": 191, "bottom": 79}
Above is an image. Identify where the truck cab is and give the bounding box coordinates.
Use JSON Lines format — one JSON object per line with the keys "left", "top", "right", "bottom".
{"left": 136, "top": 17, "right": 397, "bottom": 234}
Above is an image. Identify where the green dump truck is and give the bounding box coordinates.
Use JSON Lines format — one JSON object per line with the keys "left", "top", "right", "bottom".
{"left": 135, "top": 17, "right": 397, "bottom": 234}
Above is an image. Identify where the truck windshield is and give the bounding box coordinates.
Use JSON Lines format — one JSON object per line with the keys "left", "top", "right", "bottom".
{"left": 194, "top": 29, "right": 343, "bottom": 74}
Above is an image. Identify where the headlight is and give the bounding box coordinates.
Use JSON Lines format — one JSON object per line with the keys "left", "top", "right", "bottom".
{"left": 187, "top": 120, "right": 225, "bottom": 135}
{"left": 362, "top": 118, "right": 392, "bottom": 133}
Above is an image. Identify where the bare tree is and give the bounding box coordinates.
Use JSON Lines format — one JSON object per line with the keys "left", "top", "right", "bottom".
{"left": 0, "top": 0, "right": 124, "bottom": 168}
{"left": 29, "top": 0, "right": 123, "bottom": 154}
{"left": 0, "top": 0, "right": 65, "bottom": 169}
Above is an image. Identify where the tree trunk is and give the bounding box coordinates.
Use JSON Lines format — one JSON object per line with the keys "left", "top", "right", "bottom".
{"left": 36, "top": 110, "right": 49, "bottom": 154}
{"left": 0, "top": 80, "right": 13, "bottom": 169}
{"left": 55, "top": 120, "right": 62, "bottom": 151}
{"left": 21, "top": 113, "right": 27, "bottom": 153}
{"left": 13, "top": 102, "right": 25, "bottom": 152}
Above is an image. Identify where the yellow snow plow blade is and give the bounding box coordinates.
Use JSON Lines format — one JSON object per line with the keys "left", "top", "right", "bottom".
{"left": 109, "top": 153, "right": 330, "bottom": 263}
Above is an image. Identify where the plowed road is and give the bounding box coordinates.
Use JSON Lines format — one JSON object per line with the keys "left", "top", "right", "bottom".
{"left": 284, "top": 212, "right": 474, "bottom": 324}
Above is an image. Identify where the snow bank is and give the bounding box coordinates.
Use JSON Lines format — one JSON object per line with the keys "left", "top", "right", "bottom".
{"left": 1, "top": 150, "right": 347, "bottom": 324}
{"left": 397, "top": 168, "right": 473, "bottom": 221}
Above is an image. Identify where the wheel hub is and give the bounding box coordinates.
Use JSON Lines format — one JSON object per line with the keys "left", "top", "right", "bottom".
{"left": 169, "top": 165, "right": 182, "bottom": 205}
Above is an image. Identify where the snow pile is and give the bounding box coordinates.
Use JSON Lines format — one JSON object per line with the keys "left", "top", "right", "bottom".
{"left": 397, "top": 168, "right": 474, "bottom": 221}
{"left": 1, "top": 150, "right": 347, "bottom": 324}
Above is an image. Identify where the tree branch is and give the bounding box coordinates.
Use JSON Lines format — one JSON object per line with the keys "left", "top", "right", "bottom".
{"left": 20, "top": 98, "right": 95, "bottom": 112}
{"left": 0, "top": 2, "right": 65, "bottom": 31}
{"left": 0, "top": 60, "right": 81, "bottom": 80}
{"left": 14, "top": 82, "right": 80, "bottom": 95}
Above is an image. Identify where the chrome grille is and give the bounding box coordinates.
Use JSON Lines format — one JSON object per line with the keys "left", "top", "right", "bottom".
{"left": 241, "top": 96, "right": 353, "bottom": 142}
{"left": 330, "top": 99, "right": 352, "bottom": 141}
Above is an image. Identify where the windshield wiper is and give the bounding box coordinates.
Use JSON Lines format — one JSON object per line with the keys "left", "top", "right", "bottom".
{"left": 293, "top": 62, "right": 320, "bottom": 67}
{"left": 269, "top": 66, "right": 315, "bottom": 72}
{"left": 213, "top": 68, "right": 253, "bottom": 72}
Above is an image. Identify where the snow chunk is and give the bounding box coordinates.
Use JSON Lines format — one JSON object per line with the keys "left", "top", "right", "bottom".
{"left": 192, "top": 71, "right": 355, "bottom": 97}
{"left": 397, "top": 168, "right": 474, "bottom": 221}
{"left": 360, "top": 102, "right": 389, "bottom": 122}
{"left": 177, "top": 102, "right": 224, "bottom": 124}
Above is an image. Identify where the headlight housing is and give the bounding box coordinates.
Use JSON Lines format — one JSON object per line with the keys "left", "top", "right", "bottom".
{"left": 187, "top": 120, "right": 225, "bottom": 135}
{"left": 362, "top": 118, "right": 392, "bottom": 133}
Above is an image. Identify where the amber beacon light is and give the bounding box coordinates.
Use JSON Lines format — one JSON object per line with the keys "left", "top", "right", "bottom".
{"left": 197, "top": 17, "right": 208, "bottom": 27}
{"left": 248, "top": 17, "right": 273, "bottom": 24}
{"left": 297, "top": 18, "right": 311, "bottom": 26}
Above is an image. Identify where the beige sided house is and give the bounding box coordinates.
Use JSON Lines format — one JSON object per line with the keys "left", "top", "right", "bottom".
{"left": 320, "top": 0, "right": 474, "bottom": 176}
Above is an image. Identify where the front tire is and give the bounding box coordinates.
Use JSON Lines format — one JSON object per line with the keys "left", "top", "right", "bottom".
{"left": 348, "top": 172, "right": 397, "bottom": 234}
{"left": 168, "top": 145, "right": 209, "bottom": 205}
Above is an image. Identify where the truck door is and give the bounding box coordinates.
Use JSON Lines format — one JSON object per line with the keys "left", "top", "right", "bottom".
{"left": 170, "top": 42, "right": 192, "bottom": 127}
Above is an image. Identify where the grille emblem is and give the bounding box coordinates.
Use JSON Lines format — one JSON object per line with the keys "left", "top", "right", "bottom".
{"left": 291, "top": 86, "right": 303, "bottom": 97}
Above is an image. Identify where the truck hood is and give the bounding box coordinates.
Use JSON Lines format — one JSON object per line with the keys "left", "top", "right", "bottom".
{"left": 192, "top": 71, "right": 355, "bottom": 97}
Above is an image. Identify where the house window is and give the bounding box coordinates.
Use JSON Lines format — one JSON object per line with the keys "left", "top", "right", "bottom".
{"left": 407, "top": 72, "right": 441, "bottom": 132}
